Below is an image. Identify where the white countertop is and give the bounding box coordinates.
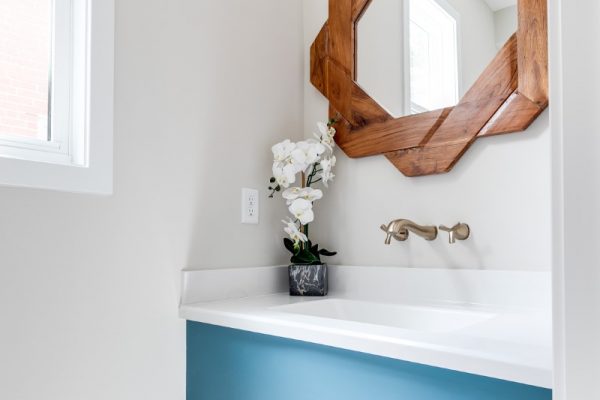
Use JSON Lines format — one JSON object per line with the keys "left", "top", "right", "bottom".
{"left": 180, "top": 266, "right": 553, "bottom": 388}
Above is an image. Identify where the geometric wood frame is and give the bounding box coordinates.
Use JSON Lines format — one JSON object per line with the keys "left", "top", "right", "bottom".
{"left": 310, "top": 0, "right": 548, "bottom": 176}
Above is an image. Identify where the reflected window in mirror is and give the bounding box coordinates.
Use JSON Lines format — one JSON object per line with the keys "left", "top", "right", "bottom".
{"left": 409, "top": 0, "right": 459, "bottom": 113}
{"left": 357, "top": 0, "right": 518, "bottom": 117}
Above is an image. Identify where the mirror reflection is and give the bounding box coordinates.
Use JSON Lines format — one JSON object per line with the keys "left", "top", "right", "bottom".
{"left": 357, "top": 0, "right": 517, "bottom": 117}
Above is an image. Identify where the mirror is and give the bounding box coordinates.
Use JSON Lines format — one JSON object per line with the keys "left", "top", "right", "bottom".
{"left": 357, "top": 0, "right": 518, "bottom": 117}
{"left": 310, "top": 0, "right": 547, "bottom": 177}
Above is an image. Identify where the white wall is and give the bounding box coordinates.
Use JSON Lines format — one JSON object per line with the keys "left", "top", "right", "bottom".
{"left": 303, "top": 0, "right": 551, "bottom": 271}
{"left": 447, "top": 0, "right": 498, "bottom": 96}
{"left": 551, "top": 0, "right": 600, "bottom": 398}
{"left": 494, "top": 6, "right": 518, "bottom": 49}
{"left": 0, "top": 1, "right": 303, "bottom": 399}
{"left": 357, "top": 0, "right": 406, "bottom": 117}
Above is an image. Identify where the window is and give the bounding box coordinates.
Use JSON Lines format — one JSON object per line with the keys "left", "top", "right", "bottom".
{"left": 408, "top": 0, "right": 460, "bottom": 113}
{"left": 0, "top": 0, "right": 114, "bottom": 194}
{"left": 0, "top": 0, "right": 51, "bottom": 141}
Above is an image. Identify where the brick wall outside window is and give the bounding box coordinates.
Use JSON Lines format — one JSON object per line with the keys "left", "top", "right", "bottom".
{"left": 0, "top": 0, "right": 50, "bottom": 140}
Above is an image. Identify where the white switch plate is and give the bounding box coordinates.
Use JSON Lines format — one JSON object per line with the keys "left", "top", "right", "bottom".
{"left": 241, "top": 188, "right": 259, "bottom": 224}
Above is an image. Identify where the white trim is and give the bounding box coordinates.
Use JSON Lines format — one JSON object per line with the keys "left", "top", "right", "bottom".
{"left": 551, "top": 0, "right": 600, "bottom": 398}
{"left": 48, "top": 0, "right": 76, "bottom": 162}
{"left": 549, "top": 0, "right": 566, "bottom": 397}
{"left": 0, "top": 0, "right": 114, "bottom": 195}
{"left": 402, "top": 0, "right": 411, "bottom": 115}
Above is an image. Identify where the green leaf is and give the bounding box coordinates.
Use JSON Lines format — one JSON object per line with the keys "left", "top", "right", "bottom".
{"left": 283, "top": 238, "right": 296, "bottom": 254}
{"left": 309, "top": 243, "right": 322, "bottom": 263}
{"left": 290, "top": 248, "right": 320, "bottom": 265}
{"left": 319, "top": 248, "right": 337, "bottom": 257}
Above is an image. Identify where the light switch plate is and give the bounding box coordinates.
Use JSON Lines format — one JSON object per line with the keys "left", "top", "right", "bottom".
{"left": 241, "top": 188, "right": 259, "bottom": 224}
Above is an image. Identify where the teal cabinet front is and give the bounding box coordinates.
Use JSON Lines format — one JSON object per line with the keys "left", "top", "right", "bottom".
{"left": 187, "top": 322, "right": 552, "bottom": 400}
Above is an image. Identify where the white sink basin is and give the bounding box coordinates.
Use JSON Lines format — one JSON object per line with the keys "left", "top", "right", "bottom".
{"left": 272, "top": 298, "right": 495, "bottom": 333}
{"left": 181, "top": 266, "right": 553, "bottom": 388}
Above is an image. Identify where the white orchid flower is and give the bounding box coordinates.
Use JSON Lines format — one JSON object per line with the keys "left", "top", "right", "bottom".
{"left": 272, "top": 140, "right": 296, "bottom": 162}
{"left": 319, "top": 156, "right": 336, "bottom": 187}
{"left": 288, "top": 198, "right": 315, "bottom": 225}
{"left": 321, "top": 134, "right": 335, "bottom": 152}
{"left": 317, "top": 122, "right": 329, "bottom": 137}
{"left": 318, "top": 122, "right": 336, "bottom": 138}
{"left": 288, "top": 150, "right": 309, "bottom": 174}
{"left": 282, "top": 219, "right": 307, "bottom": 244}
{"left": 290, "top": 148, "right": 307, "bottom": 165}
{"left": 270, "top": 122, "right": 336, "bottom": 243}
{"left": 282, "top": 187, "right": 324, "bottom": 205}
{"left": 282, "top": 187, "right": 304, "bottom": 203}
{"left": 314, "top": 122, "right": 336, "bottom": 152}
{"left": 296, "top": 139, "right": 326, "bottom": 165}
{"left": 321, "top": 171, "right": 335, "bottom": 187}
{"left": 320, "top": 156, "right": 336, "bottom": 172}
{"left": 272, "top": 162, "right": 297, "bottom": 188}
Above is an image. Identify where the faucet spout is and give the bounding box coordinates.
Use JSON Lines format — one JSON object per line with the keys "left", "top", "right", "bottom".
{"left": 380, "top": 219, "right": 438, "bottom": 244}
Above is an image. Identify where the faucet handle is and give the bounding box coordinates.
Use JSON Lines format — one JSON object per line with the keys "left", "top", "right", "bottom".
{"left": 380, "top": 222, "right": 409, "bottom": 244}
{"left": 439, "top": 223, "right": 470, "bottom": 244}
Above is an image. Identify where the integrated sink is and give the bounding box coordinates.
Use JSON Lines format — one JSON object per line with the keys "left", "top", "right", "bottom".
{"left": 272, "top": 299, "right": 496, "bottom": 333}
{"left": 180, "top": 266, "right": 552, "bottom": 388}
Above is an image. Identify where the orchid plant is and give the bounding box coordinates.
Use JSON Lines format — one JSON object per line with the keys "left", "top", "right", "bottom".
{"left": 268, "top": 120, "right": 338, "bottom": 265}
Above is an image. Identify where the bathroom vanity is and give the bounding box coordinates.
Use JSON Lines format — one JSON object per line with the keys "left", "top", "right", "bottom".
{"left": 180, "top": 266, "right": 552, "bottom": 399}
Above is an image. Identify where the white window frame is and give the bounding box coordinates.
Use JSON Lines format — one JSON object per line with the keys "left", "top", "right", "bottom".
{"left": 0, "top": 0, "right": 114, "bottom": 195}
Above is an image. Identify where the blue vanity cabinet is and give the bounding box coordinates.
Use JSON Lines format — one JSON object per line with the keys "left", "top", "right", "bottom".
{"left": 187, "top": 322, "right": 552, "bottom": 400}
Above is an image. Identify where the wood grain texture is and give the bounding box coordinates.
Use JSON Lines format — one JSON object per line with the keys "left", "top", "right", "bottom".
{"left": 461, "top": 34, "right": 518, "bottom": 103}
{"left": 385, "top": 142, "right": 470, "bottom": 178}
{"left": 430, "top": 35, "right": 518, "bottom": 146}
{"left": 518, "top": 0, "right": 549, "bottom": 105}
{"left": 310, "top": 0, "right": 548, "bottom": 176}
{"left": 352, "top": 0, "right": 372, "bottom": 22}
{"left": 478, "top": 92, "right": 545, "bottom": 137}
{"left": 328, "top": 0, "right": 353, "bottom": 75}
{"left": 478, "top": 0, "right": 548, "bottom": 138}
{"left": 310, "top": 24, "right": 329, "bottom": 98}
{"left": 380, "top": 35, "right": 518, "bottom": 175}
{"left": 334, "top": 107, "right": 449, "bottom": 158}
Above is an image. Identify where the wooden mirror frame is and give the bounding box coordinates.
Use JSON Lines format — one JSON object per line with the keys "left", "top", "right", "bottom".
{"left": 310, "top": 0, "right": 548, "bottom": 176}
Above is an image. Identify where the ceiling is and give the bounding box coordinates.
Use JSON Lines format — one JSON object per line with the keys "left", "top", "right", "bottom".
{"left": 484, "top": 0, "right": 517, "bottom": 11}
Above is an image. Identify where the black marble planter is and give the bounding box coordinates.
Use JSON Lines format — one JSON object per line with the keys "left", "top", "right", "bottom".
{"left": 288, "top": 264, "right": 328, "bottom": 296}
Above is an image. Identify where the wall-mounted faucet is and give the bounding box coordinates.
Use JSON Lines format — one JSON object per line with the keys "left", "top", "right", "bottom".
{"left": 380, "top": 219, "right": 438, "bottom": 244}
{"left": 439, "top": 223, "right": 470, "bottom": 244}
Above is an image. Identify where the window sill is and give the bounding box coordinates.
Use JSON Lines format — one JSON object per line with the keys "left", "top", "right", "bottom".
{"left": 0, "top": 155, "right": 112, "bottom": 195}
